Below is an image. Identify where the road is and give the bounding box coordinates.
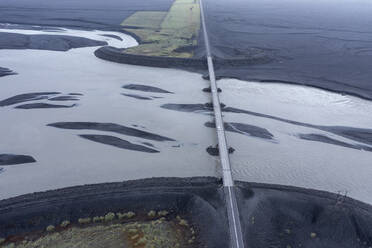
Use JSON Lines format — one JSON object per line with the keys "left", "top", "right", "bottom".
{"left": 199, "top": 0, "right": 245, "bottom": 247}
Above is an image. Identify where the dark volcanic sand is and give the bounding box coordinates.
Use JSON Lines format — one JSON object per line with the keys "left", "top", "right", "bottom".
{"left": 0, "top": 67, "right": 16, "bottom": 77}
{"left": 298, "top": 133, "right": 372, "bottom": 152}
{"left": 48, "top": 96, "right": 80, "bottom": 101}
{"left": 161, "top": 103, "right": 213, "bottom": 113}
{"left": 202, "top": 87, "right": 222, "bottom": 93}
{"left": 0, "top": 92, "right": 60, "bottom": 107}
{"left": 122, "top": 84, "right": 173, "bottom": 94}
{"left": 223, "top": 106, "right": 372, "bottom": 146}
{"left": 79, "top": 134, "right": 159, "bottom": 153}
{"left": 0, "top": 154, "right": 36, "bottom": 165}
{"left": 320, "top": 126, "right": 372, "bottom": 147}
{"left": 0, "top": 24, "right": 63, "bottom": 31}
{"left": 205, "top": 121, "right": 274, "bottom": 140}
{"left": 1, "top": 177, "right": 371, "bottom": 248}
{"left": 0, "top": 177, "right": 228, "bottom": 248}
{"left": 162, "top": 102, "right": 372, "bottom": 147}
{"left": 121, "top": 93, "right": 153, "bottom": 100}
{"left": 0, "top": 33, "right": 107, "bottom": 51}
{"left": 47, "top": 122, "right": 175, "bottom": 141}
{"left": 206, "top": 146, "right": 235, "bottom": 156}
{"left": 203, "top": 0, "right": 372, "bottom": 100}
{"left": 206, "top": 146, "right": 219, "bottom": 156}
{"left": 101, "top": 34, "right": 123, "bottom": 41}
{"left": 142, "top": 142, "right": 155, "bottom": 147}
{"left": 2, "top": 0, "right": 371, "bottom": 100}
{"left": 0, "top": 0, "right": 173, "bottom": 30}
{"left": 15, "top": 103, "right": 77, "bottom": 109}
{"left": 236, "top": 181, "right": 372, "bottom": 248}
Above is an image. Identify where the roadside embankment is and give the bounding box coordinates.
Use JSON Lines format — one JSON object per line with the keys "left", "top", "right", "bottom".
{"left": 1, "top": 177, "right": 372, "bottom": 248}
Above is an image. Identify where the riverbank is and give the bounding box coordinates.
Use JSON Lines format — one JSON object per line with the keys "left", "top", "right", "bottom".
{"left": 94, "top": 46, "right": 273, "bottom": 71}
{"left": 202, "top": 0, "right": 372, "bottom": 101}
{"left": 0, "top": 177, "right": 371, "bottom": 248}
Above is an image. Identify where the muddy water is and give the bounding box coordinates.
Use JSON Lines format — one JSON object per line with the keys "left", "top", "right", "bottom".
{"left": 0, "top": 27, "right": 218, "bottom": 200}
{"left": 219, "top": 79, "right": 372, "bottom": 204}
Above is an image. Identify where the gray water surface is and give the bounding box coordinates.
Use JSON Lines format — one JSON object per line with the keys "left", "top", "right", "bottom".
{"left": 219, "top": 79, "right": 372, "bottom": 204}
{"left": 0, "top": 28, "right": 218, "bottom": 199}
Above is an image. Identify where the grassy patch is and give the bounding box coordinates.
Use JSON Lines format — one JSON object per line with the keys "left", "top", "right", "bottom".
{"left": 121, "top": 11, "right": 167, "bottom": 41}
{"left": 121, "top": 0, "right": 200, "bottom": 58}
{"left": 1, "top": 213, "right": 196, "bottom": 248}
{"left": 161, "top": 0, "right": 200, "bottom": 40}
{"left": 121, "top": 11, "right": 167, "bottom": 29}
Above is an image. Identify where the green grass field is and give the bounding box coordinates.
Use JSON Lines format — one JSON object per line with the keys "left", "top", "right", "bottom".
{"left": 120, "top": 0, "right": 200, "bottom": 58}
{"left": 121, "top": 11, "right": 167, "bottom": 41}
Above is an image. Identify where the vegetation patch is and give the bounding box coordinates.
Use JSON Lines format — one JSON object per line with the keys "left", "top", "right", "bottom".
{"left": 122, "top": 11, "right": 167, "bottom": 41}
{"left": 0, "top": 212, "right": 196, "bottom": 248}
{"left": 121, "top": 0, "right": 200, "bottom": 58}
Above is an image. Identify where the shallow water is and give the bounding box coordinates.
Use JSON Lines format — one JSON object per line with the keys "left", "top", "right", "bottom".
{"left": 219, "top": 79, "right": 372, "bottom": 204}
{"left": 0, "top": 28, "right": 217, "bottom": 200}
